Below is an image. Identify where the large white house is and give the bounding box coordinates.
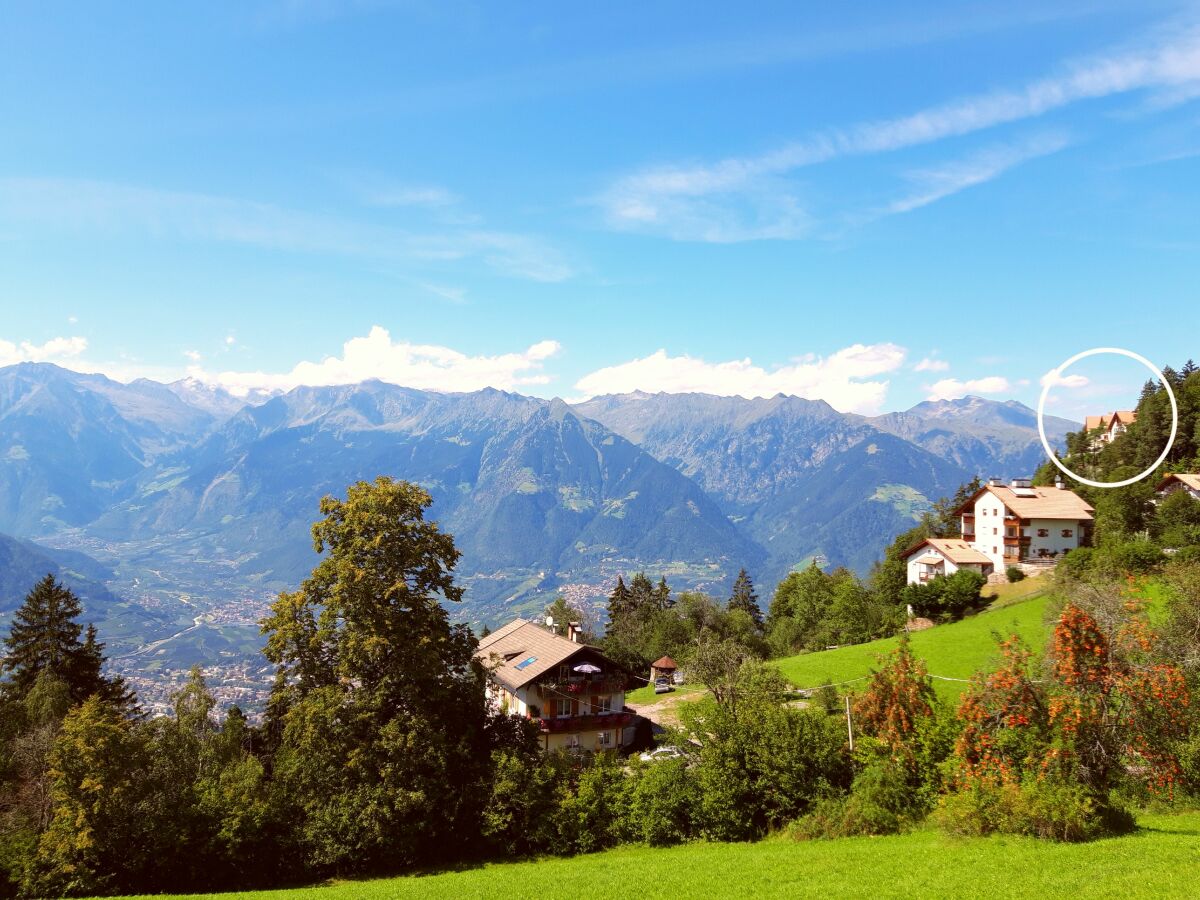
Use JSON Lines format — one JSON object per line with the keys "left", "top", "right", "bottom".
{"left": 475, "top": 618, "right": 633, "bottom": 753}
{"left": 956, "top": 478, "right": 1094, "bottom": 571}
{"left": 903, "top": 537, "right": 994, "bottom": 586}
{"left": 1157, "top": 473, "right": 1200, "bottom": 501}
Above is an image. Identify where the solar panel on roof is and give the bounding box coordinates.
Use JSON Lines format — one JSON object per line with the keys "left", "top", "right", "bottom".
{"left": 513, "top": 656, "right": 537, "bottom": 670}
{"left": 1011, "top": 488, "right": 1038, "bottom": 497}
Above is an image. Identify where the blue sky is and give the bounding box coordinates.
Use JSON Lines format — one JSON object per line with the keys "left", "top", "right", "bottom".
{"left": 1, "top": 1, "right": 1198, "bottom": 420}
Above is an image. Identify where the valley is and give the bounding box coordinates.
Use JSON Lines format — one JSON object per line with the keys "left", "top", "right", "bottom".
{"left": 0, "top": 362, "right": 1076, "bottom": 711}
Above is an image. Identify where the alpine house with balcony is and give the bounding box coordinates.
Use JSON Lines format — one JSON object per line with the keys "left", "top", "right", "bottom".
{"left": 475, "top": 618, "right": 633, "bottom": 752}
{"left": 955, "top": 477, "right": 1094, "bottom": 571}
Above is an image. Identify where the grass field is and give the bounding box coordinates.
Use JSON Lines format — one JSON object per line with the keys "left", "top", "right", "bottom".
{"left": 773, "top": 589, "right": 1054, "bottom": 700}
{"left": 625, "top": 681, "right": 704, "bottom": 704}
{"left": 111, "top": 811, "right": 1200, "bottom": 900}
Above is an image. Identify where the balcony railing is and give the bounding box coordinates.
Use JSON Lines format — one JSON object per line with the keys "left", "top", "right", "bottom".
{"left": 538, "top": 712, "right": 634, "bottom": 734}
{"left": 539, "top": 675, "right": 626, "bottom": 696}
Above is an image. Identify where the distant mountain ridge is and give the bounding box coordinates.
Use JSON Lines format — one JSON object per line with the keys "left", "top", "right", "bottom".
{"left": 0, "top": 363, "right": 1074, "bottom": 693}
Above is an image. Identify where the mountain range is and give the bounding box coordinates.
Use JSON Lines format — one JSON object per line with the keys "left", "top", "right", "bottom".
{"left": 0, "top": 362, "right": 1075, "bottom": 709}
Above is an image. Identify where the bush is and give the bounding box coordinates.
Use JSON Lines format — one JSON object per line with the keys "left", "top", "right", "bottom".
{"left": 1006, "top": 566, "right": 1025, "bottom": 583}
{"left": 1057, "top": 547, "right": 1094, "bottom": 581}
{"left": 902, "top": 569, "right": 986, "bottom": 621}
{"left": 622, "top": 758, "right": 700, "bottom": 847}
{"left": 936, "top": 779, "right": 1134, "bottom": 842}
{"left": 790, "top": 756, "right": 917, "bottom": 839}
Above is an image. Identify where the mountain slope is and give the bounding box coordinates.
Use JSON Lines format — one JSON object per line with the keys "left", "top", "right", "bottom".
{"left": 88, "top": 382, "right": 762, "bottom": 620}
{"left": 574, "top": 392, "right": 972, "bottom": 577}
{"left": 866, "top": 396, "right": 1077, "bottom": 478}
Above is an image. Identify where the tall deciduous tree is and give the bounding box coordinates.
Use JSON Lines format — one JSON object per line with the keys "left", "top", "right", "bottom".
{"left": 260, "top": 477, "right": 489, "bottom": 875}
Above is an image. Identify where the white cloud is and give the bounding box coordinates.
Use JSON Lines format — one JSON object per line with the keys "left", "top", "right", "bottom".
{"left": 913, "top": 357, "right": 950, "bottom": 373}
{"left": 598, "top": 24, "right": 1200, "bottom": 240}
{"left": 184, "top": 349, "right": 203, "bottom": 362}
{"left": 884, "top": 134, "right": 1069, "bottom": 215}
{"left": 1041, "top": 370, "right": 1090, "bottom": 389}
{"left": 0, "top": 178, "right": 573, "bottom": 283}
{"left": 224, "top": 335, "right": 237, "bottom": 347}
{"left": 926, "top": 376, "right": 1011, "bottom": 401}
{"left": 573, "top": 343, "right": 906, "bottom": 414}
{"left": 367, "top": 184, "right": 459, "bottom": 209}
{"left": 0, "top": 335, "right": 88, "bottom": 366}
{"left": 188, "top": 326, "right": 562, "bottom": 396}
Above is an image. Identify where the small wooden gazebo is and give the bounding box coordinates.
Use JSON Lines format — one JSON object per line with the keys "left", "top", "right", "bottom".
{"left": 650, "top": 655, "right": 678, "bottom": 681}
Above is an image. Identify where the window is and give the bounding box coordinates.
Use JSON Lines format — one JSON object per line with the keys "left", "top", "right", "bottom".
{"left": 1062, "top": 529, "right": 1073, "bottom": 538}
{"left": 558, "top": 664, "right": 570, "bottom": 681}
{"left": 598, "top": 731, "right": 613, "bottom": 748}
{"left": 1006, "top": 528, "right": 1015, "bottom": 537}
{"left": 993, "top": 547, "right": 998, "bottom": 555}
{"left": 555, "top": 698, "right": 571, "bottom": 718}
{"left": 993, "top": 527, "right": 998, "bottom": 535}
{"left": 1037, "top": 528, "right": 1049, "bottom": 537}
{"left": 595, "top": 695, "right": 611, "bottom": 714}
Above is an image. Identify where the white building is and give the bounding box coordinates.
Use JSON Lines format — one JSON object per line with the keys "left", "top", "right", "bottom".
{"left": 1157, "top": 473, "right": 1200, "bottom": 501}
{"left": 902, "top": 537, "right": 994, "bottom": 586}
{"left": 956, "top": 478, "right": 1094, "bottom": 571}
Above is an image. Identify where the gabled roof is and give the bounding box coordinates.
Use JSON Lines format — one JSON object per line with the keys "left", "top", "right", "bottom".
{"left": 1108, "top": 410, "right": 1137, "bottom": 427}
{"left": 956, "top": 483, "right": 1094, "bottom": 521}
{"left": 651, "top": 655, "right": 677, "bottom": 670}
{"left": 903, "top": 537, "right": 992, "bottom": 566}
{"left": 1157, "top": 473, "right": 1200, "bottom": 493}
{"left": 1084, "top": 414, "right": 1111, "bottom": 432}
{"left": 475, "top": 618, "right": 605, "bottom": 692}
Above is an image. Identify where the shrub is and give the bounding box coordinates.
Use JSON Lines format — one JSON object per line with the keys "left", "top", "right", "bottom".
{"left": 1006, "top": 566, "right": 1025, "bottom": 583}
{"left": 902, "top": 570, "right": 986, "bottom": 621}
{"left": 791, "top": 756, "right": 916, "bottom": 839}
{"left": 936, "top": 779, "right": 1133, "bottom": 842}
{"left": 622, "top": 758, "right": 700, "bottom": 847}
{"left": 1056, "top": 546, "right": 1094, "bottom": 581}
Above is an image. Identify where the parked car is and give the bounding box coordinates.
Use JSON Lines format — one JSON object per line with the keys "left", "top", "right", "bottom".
{"left": 671, "top": 670, "right": 685, "bottom": 685}
{"left": 639, "top": 745, "right": 685, "bottom": 763}
{"left": 654, "top": 676, "right": 673, "bottom": 694}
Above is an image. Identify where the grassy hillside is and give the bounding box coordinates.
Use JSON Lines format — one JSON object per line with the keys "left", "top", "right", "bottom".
{"left": 111, "top": 811, "right": 1200, "bottom": 899}
{"left": 773, "top": 585, "right": 1053, "bottom": 700}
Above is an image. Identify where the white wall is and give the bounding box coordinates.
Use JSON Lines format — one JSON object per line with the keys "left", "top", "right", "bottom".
{"left": 905, "top": 547, "right": 959, "bottom": 585}
{"left": 968, "top": 492, "right": 1010, "bottom": 570}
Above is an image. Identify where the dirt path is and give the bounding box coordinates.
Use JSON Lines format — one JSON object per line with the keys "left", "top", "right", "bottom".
{"left": 626, "top": 685, "right": 707, "bottom": 730}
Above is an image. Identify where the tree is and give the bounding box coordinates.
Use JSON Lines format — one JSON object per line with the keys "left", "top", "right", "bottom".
{"left": 22, "top": 697, "right": 140, "bottom": 898}
{"left": 853, "top": 634, "right": 934, "bottom": 756}
{"left": 260, "top": 477, "right": 489, "bottom": 875}
{"left": 728, "top": 568, "right": 763, "bottom": 629}
{"left": 604, "top": 576, "right": 633, "bottom": 639}
{"left": 1, "top": 576, "right": 130, "bottom": 709}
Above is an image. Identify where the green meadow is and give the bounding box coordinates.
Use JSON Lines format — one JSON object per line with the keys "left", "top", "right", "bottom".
{"left": 773, "top": 585, "right": 1054, "bottom": 700}
{"left": 111, "top": 811, "right": 1200, "bottom": 900}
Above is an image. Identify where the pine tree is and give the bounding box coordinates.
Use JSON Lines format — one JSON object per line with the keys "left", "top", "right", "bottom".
{"left": 728, "top": 568, "right": 763, "bottom": 628}
{"left": 654, "top": 576, "right": 673, "bottom": 611}
{"left": 1, "top": 575, "right": 135, "bottom": 709}
{"left": 3, "top": 575, "right": 86, "bottom": 698}
{"left": 629, "top": 572, "right": 655, "bottom": 613}
{"left": 605, "top": 576, "right": 633, "bottom": 637}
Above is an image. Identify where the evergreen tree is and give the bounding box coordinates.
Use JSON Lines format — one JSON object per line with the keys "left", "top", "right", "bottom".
{"left": 604, "top": 576, "right": 633, "bottom": 638}
{"left": 654, "top": 576, "right": 673, "bottom": 611}
{"left": 728, "top": 568, "right": 763, "bottom": 629}
{"left": 629, "top": 572, "right": 655, "bottom": 613}
{"left": 1, "top": 576, "right": 130, "bottom": 709}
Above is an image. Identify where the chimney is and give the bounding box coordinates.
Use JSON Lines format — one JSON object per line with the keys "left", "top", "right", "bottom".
{"left": 567, "top": 621, "right": 582, "bottom": 643}
{"left": 988, "top": 477, "right": 1005, "bottom": 487}
{"left": 1055, "top": 477, "right": 1065, "bottom": 490}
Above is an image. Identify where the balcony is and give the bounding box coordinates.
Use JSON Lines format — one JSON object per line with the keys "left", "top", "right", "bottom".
{"left": 539, "top": 675, "right": 626, "bottom": 696}
{"left": 538, "top": 712, "right": 634, "bottom": 734}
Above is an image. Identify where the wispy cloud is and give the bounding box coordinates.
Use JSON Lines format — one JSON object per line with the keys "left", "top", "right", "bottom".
{"left": 913, "top": 356, "right": 950, "bottom": 373}
{"left": 0, "top": 177, "right": 573, "bottom": 283}
{"left": 1041, "top": 370, "right": 1090, "bottom": 389}
{"left": 0, "top": 335, "right": 88, "bottom": 366}
{"left": 883, "top": 133, "right": 1070, "bottom": 216}
{"left": 598, "top": 23, "right": 1200, "bottom": 240}
{"left": 926, "top": 375, "right": 1012, "bottom": 401}
{"left": 573, "top": 343, "right": 906, "bottom": 414}
{"left": 186, "top": 326, "right": 561, "bottom": 396}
